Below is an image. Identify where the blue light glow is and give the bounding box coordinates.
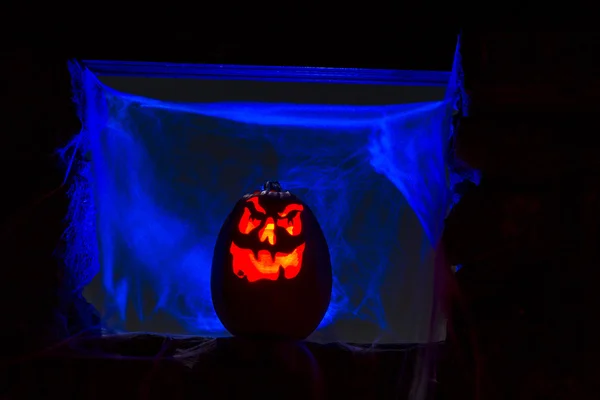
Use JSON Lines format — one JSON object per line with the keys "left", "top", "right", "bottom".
{"left": 82, "top": 60, "right": 451, "bottom": 86}
{"left": 61, "top": 63, "right": 456, "bottom": 343}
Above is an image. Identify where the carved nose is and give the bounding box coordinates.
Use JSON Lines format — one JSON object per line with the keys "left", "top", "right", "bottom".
{"left": 259, "top": 217, "right": 276, "bottom": 245}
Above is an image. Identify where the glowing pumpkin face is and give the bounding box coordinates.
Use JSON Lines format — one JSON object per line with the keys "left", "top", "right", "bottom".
{"left": 211, "top": 181, "right": 332, "bottom": 340}
{"left": 230, "top": 196, "right": 306, "bottom": 282}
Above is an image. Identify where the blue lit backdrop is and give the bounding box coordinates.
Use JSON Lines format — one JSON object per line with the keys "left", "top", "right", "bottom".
{"left": 61, "top": 63, "right": 456, "bottom": 344}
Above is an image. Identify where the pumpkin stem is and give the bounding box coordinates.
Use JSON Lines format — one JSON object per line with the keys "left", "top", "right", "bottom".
{"left": 263, "top": 181, "right": 283, "bottom": 192}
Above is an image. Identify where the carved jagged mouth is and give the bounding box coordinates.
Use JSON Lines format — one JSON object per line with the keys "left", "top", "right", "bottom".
{"left": 230, "top": 242, "right": 306, "bottom": 283}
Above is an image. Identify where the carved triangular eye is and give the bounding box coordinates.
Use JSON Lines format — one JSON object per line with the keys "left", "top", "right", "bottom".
{"left": 238, "top": 208, "right": 262, "bottom": 234}
{"left": 277, "top": 204, "right": 304, "bottom": 236}
{"left": 237, "top": 197, "right": 267, "bottom": 234}
{"left": 247, "top": 197, "right": 266, "bottom": 213}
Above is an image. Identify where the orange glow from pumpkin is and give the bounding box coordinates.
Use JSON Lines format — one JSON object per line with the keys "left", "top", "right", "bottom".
{"left": 247, "top": 197, "right": 266, "bottom": 213}
{"left": 259, "top": 217, "right": 277, "bottom": 245}
{"left": 237, "top": 198, "right": 266, "bottom": 234}
{"left": 278, "top": 204, "right": 304, "bottom": 217}
{"left": 277, "top": 204, "right": 304, "bottom": 236}
{"left": 238, "top": 208, "right": 261, "bottom": 234}
{"left": 232, "top": 198, "right": 307, "bottom": 282}
{"left": 230, "top": 242, "right": 306, "bottom": 282}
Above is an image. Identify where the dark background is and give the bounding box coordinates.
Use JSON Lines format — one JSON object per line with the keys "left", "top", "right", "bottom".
{"left": 6, "top": 26, "right": 600, "bottom": 398}
{"left": 99, "top": 75, "right": 447, "bottom": 104}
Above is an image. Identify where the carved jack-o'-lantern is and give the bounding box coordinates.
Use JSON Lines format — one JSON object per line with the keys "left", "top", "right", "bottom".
{"left": 211, "top": 181, "right": 332, "bottom": 340}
